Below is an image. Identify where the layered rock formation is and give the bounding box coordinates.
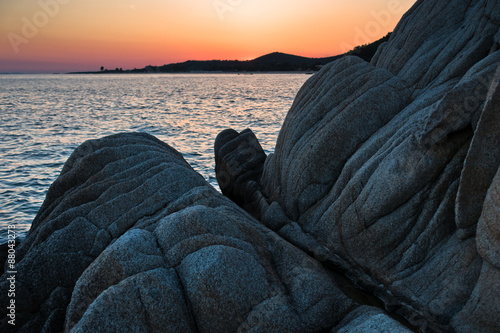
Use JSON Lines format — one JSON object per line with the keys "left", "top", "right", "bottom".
{"left": 1, "top": 133, "right": 373, "bottom": 332}
{"left": 216, "top": 0, "right": 500, "bottom": 331}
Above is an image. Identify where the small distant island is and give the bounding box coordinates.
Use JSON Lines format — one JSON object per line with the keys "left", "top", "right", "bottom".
{"left": 69, "top": 33, "right": 391, "bottom": 74}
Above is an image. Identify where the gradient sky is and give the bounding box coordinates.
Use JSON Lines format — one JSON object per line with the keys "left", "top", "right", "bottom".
{"left": 0, "top": 0, "right": 416, "bottom": 73}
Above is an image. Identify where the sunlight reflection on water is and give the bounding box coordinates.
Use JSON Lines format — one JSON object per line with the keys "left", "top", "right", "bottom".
{"left": 0, "top": 73, "right": 311, "bottom": 242}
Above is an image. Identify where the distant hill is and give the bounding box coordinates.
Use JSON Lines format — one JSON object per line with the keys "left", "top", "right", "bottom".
{"left": 248, "top": 52, "right": 339, "bottom": 70}
{"left": 69, "top": 33, "right": 391, "bottom": 74}
{"left": 130, "top": 52, "right": 337, "bottom": 73}
{"left": 136, "top": 51, "right": 340, "bottom": 73}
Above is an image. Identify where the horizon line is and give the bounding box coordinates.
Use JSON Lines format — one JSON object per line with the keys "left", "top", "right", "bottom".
{"left": 0, "top": 50, "right": 341, "bottom": 75}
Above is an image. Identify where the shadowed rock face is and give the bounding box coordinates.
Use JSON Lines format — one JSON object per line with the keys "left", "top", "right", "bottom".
{"left": 216, "top": 0, "right": 500, "bottom": 331}
{"left": 215, "top": 128, "right": 267, "bottom": 211}
{"left": 0, "top": 133, "right": 361, "bottom": 332}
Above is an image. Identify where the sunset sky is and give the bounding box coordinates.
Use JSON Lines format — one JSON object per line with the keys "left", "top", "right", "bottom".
{"left": 0, "top": 0, "right": 416, "bottom": 73}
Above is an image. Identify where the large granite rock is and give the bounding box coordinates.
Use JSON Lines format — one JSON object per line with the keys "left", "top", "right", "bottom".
{"left": 0, "top": 133, "right": 361, "bottom": 332}
{"left": 3, "top": 0, "right": 500, "bottom": 332}
{"left": 216, "top": 0, "right": 500, "bottom": 331}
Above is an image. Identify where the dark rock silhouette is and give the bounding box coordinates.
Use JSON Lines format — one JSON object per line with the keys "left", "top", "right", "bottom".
{"left": 216, "top": 0, "right": 500, "bottom": 331}
{"left": 215, "top": 128, "right": 267, "bottom": 212}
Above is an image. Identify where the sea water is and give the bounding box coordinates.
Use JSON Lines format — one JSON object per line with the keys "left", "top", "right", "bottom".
{"left": 0, "top": 73, "right": 310, "bottom": 243}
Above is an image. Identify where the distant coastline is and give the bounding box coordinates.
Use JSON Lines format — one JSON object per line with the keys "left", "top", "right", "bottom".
{"left": 67, "top": 33, "right": 391, "bottom": 75}
{"left": 67, "top": 52, "right": 339, "bottom": 75}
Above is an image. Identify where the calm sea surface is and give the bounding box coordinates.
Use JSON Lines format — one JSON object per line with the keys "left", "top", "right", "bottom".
{"left": 0, "top": 73, "right": 310, "bottom": 243}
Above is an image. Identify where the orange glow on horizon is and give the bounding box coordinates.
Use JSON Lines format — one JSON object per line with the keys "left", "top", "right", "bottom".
{"left": 0, "top": 0, "right": 417, "bottom": 73}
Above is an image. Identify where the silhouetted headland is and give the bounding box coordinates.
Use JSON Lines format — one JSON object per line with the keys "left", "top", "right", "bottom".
{"left": 67, "top": 33, "right": 390, "bottom": 74}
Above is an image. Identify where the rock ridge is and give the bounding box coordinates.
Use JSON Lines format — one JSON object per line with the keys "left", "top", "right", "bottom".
{"left": 215, "top": 0, "right": 500, "bottom": 331}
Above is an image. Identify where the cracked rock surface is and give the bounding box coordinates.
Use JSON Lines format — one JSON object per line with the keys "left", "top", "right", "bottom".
{"left": 216, "top": 0, "right": 500, "bottom": 331}
{"left": 1, "top": 133, "right": 365, "bottom": 332}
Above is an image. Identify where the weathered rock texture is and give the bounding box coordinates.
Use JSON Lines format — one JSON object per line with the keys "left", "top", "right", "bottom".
{"left": 216, "top": 0, "right": 500, "bottom": 331}
{"left": 0, "top": 133, "right": 370, "bottom": 332}
{"left": 3, "top": 0, "right": 500, "bottom": 332}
